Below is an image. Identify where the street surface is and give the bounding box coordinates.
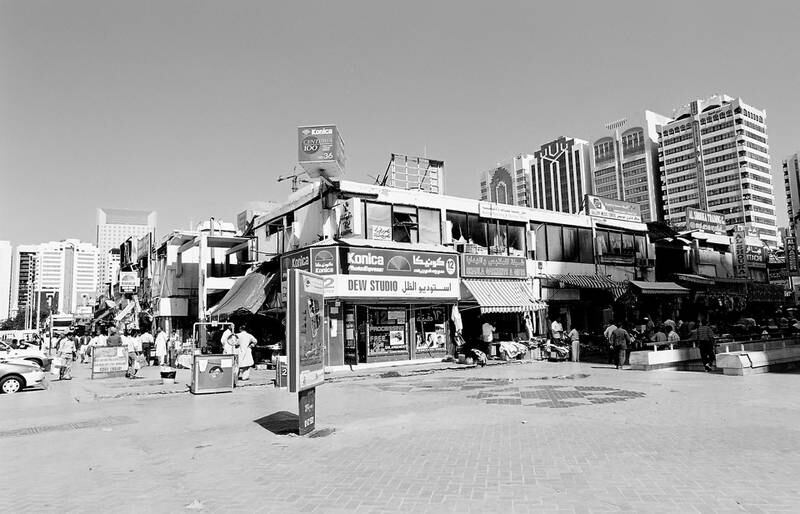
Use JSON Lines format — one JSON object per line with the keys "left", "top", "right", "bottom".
{"left": 1, "top": 360, "right": 799, "bottom": 513}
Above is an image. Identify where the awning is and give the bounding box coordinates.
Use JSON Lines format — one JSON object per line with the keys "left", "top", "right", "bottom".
{"left": 461, "top": 279, "right": 547, "bottom": 314}
{"left": 544, "top": 273, "right": 628, "bottom": 300}
{"left": 674, "top": 273, "right": 715, "bottom": 285}
{"left": 630, "top": 281, "right": 690, "bottom": 295}
{"left": 208, "top": 272, "right": 276, "bottom": 317}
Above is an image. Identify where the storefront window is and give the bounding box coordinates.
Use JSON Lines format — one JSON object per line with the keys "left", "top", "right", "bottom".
{"left": 596, "top": 230, "right": 609, "bottom": 255}
{"left": 609, "top": 232, "right": 623, "bottom": 254}
{"left": 488, "top": 222, "right": 508, "bottom": 255}
{"left": 418, "top": 208, "right": 441, "bottom": 245}
{"left": 635, "top": 235, "right": 647, "bottom": 260}
{"left": 507, "top": 223, "right": 526, "bottom": 257}
{"left": 447, "top": 211, "right": 468, "bottom": 242}
{"left": 392, "top": 205, "right": 418, "bottom": 243}
{"left": 547, "top": 225, "right": 563, "bottom": 261}
{"left": 365, "top": 202, "right": 392, "bottom": 241}
{"left": 578, "top": 228, "right": 594, "bottom": 263}
{"left": 532, "top": 223, "right": 547, "bottom": 260}
{"left": 622, "top": 234, "right": 635, "bottom": 255}
{"left": 414, "top": 307, "right": 447, "bottom": 352}
{"left": 367, "top": 307, "right": 408, "bottom": 356}
{"left": 562, "top": 226, "right": 578, "bottom": 262}
{"left": 468, "top": 214, "right": 488, "bottom": 249}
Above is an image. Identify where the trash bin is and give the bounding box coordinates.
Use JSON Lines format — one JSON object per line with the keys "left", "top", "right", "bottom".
{"left": 571, "top": 340, "right": 580, "bottom": 362}
{"left": 275, "top": 356, "right": 288, "bottom": 388}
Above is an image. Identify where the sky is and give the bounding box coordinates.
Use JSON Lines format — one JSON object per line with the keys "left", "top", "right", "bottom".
{"left": 2, "top": 0, "right": 799, "bottom": 247}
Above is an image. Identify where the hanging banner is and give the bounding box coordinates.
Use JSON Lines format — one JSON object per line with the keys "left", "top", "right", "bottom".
{"left": 731, "top": 226, "right": 749, "bottom": 279}
{"left": 786, "top": 236, "right": 799, "bottom": 275}
{"left": 287, "top": 269, "right": 325, "bottom": 393}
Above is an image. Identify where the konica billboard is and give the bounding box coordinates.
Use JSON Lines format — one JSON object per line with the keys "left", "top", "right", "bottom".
{"left": 297, "top": 125, "right": 346, "bottom": 178}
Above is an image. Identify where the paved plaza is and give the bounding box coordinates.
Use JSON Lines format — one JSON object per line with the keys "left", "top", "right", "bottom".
{"left": 2, "top": 360, "right": 800, "bottom": 513}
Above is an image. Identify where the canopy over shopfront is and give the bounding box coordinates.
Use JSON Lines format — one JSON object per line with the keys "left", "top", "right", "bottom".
{"left": 544, "top": 273, "right": 628, "bottom": 300}
{"left": 630, "top": 281, "right": 690, "bottom": 296}
{"left": 461, "top": 279, "right": 547, "bottom": 314}
{"left": 208, "top": 272, "right": 278, "bottom": 317}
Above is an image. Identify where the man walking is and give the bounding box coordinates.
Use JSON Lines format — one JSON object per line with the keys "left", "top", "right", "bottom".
{"left": 604, "top": 321, "right": 618, "bottom": 364}
{"left": 106, "top": 327, "right": 123, "bottom": 347}
{"left": 154, "top": 328, "right": 168, "bottom": 366}
{"left": 56, "top": 333, "right": 76, "bottom": 380}
{"left": 610, "top": 322, "right": 631, "bottom": 370}
{"left": 694, "top": 320, "right": 716, "bottom": 372}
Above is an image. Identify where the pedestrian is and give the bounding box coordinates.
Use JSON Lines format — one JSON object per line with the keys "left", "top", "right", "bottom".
{"left": 651, "top": 326, "right": 667, "bottom": 343}
{"left": 56, "top": 333, "right": 76, "bottom": 380}
{"left": 106, "top": 327, "right": 123, "bottom": 347}
{"left": 169, "top": 330, "right": 180, "bottom": 366}
{"left": 126, "top": 330, "right": 141, "bottom": 379}
{"left": 567, "top": 324, "right": 580, "bottom": 361}
{"left": 140, "top": 329, "right": 155, "bottom": 365}
{"left": 604, "top": 320, "right": 618, "bottom": 364}
{"left": 610, "top": 322, "right": 631, "bottom": 369}
{"left": 666, "top": 325, "right": 681, "bottom": 344}
{"left": 221, "top": 324, "right": 237, "bottom": 355}
{"left": 550, "top": 317, "right": 564, "bottom": 343}
{"left": 694, "top": 320, "right": 716, "bottom": 372}
{"left": 154, "top": 328, "right": 168, "bottom": 366}
{"left": 236, "top": 326, "right": 257, "bottom": 382}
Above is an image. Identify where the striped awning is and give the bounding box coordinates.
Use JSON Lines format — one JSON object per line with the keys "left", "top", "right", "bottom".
{"left": 630, "top": 281, "right": 690, "bottom": 296}
{"left": 544, "top": 273, "right": 628, "bottom": 300}
{"left": 461, "top": 279, "right": 547, "bottom": 314}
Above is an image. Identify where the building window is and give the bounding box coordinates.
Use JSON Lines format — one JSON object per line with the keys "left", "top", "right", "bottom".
{"left": 392, "top": 205, "right": 418, "bottom": 243}
{"left": 365, "top": 202, "right": 392, "bottom": 241}
{"left": 418, "top": 208, "right": 441, "bottom": 245}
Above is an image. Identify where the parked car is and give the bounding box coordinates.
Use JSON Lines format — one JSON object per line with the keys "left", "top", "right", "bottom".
{"left": 0, "top": 359, "right": 47, "bottom": 394}
{"left": 0, "top": 340, "right": 52, "bottom": 371}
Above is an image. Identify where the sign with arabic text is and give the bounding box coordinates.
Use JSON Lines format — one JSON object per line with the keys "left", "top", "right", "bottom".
{"left": 731, "top": 226, "right": 748, "bottom": 279}
{"left": 460, "top": 254, "right": 527, "bottom": 278}
{"left": 478, "top": 201, "right": 531, "bottom": 223}
{"left": 786, "top": 236, "right": 799, "bottom": 275}
{"left": 341, "top": 247, "right": 458, "bottom": 278}
{"left": 685, "top": 208, "right": 726, "bottom": 234}
{"left": 328, "top": 275, "right": 459, "bottom": 299}
{"left": 585, "top": 194, "right": 642, "bottom": 223}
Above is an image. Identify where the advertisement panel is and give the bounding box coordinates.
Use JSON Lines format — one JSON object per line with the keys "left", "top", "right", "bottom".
{"left": 280, "top": 248, "right": 339, "bottom": 300}
{"left": 584, "top": 194, "right": 642, "bottom": 223}
{"left": 478, "top": 201, "right": 531, "bottom": 223}
{"left": 786, "top": 236, "right": 799, "bottom": 275}
{"left": 341, "top": 247, "right": 458, "bottom": 278}
{"left": 460, "top": 254, "right": 526, "bottom": 278}
{"left": 685, "top": 208, "right": 727, "bottom": 234}
{"left": 328, "top": 275, "right": 459, "bottom": 299}
{"left": 731, "top": 226, "right": 749, "bottom": 279}
{"left": 119, "top": 271, "right": 138, "bottom": 293}
{"left": 287, "top": 269, "right": 325, "bottom": 393}
{"left": 297, "top": 125, "right": 346, "bottom": 178}
{"left": 91, "top": 346, "right": 128, "bottom": 379}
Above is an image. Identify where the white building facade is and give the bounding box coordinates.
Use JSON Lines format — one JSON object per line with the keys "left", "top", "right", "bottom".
{"left": 783, "top": 152, "right": 800, "bottom": 238}
{"left": 96, "top": 208, "right": 157, "bottom": 293}
{"left": 658, "top": 95, "right": 777, "bottom": 245}
{"left": 0, "top": 241, "right": 11, "bottom": 321}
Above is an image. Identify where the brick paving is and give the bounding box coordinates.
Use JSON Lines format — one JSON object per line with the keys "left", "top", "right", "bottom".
{"left": 1, "top": 362, "right": 800, "bottom": 512}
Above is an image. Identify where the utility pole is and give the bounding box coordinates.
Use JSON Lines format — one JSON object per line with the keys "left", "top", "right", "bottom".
{"left": 277, "top": 166, "right": 311, "bottom": 192}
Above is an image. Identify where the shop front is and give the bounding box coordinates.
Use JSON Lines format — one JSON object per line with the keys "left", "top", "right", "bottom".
{"left": 540, "top": 273, "right": 628, "bottom": 333}
{"left": 281, "top": 242, "right": 460, "bottom": 367}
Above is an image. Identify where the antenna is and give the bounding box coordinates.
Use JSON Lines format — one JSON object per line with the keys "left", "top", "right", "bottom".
{"left": 277, "top": 165, "right": 312, "bottom": 192}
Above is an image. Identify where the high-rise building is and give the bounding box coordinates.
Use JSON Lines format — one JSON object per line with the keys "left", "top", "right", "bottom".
{"left": 10, "top": 245, "right": 37, "bottom": 321}
{"left": 590, "top": 111, "right": 672, "bottom": 222}
{"left": 381, "top": 154, "right": 444, "bottom": 194}
{"left": 96, "top": 208, "right": 156, "bottom": 293}
{"left": 27, "top": 240, "right": 99, "bottom": 315}
{"left": 783, "top": 152, "right": 800, "bottom": 238}
{"left": 0, "top": 241, "right": 11, "bottom": 321}
{"left": 530, "top": 136, "right": 592, "bottom": 214}
{"left": 479, "top": 154, "right": 536, "bottom": 207}
{"left": 658, "top": 94, "right": 777, "bottom": 245}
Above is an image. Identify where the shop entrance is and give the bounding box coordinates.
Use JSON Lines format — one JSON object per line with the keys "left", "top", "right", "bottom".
{"left": 356, "top": 305, "right": 410, "bottom": 363}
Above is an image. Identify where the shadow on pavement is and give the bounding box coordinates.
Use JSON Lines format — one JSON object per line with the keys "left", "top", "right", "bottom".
{"left": 254, "top": 411, "right": 299, "bottom": 435}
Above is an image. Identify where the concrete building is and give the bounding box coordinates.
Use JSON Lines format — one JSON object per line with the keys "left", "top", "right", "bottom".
{"left": 0, "top": 241, "right": 11, "bottom": 321}
{"left": 530, "top": 137, "right": 592, "bottom": 214}
{"left": 658, "top": 95, "right": 777, "bottom": 245}
{"left": 9, "top": 245, "right": 38, "bottom": 322}
{"left": 96, "top": 208, "right": 157, "bottom": 293}
{"left": 783, "top": 152, "right": 800, "bottom": 238}
{"left": 381, "top": 154, "right": 444, "bottom": 194}
{"left": 479, "top": 154, "right": 536, "bottom": 207}
{"left": 590, "top": 111, "right": 672, "bottom": 222}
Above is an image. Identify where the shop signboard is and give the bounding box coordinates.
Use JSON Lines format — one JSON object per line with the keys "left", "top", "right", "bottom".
{"left": 119, "top": 271, "right": 138, "bottom": 293}
{"left": 460, "top": 254, "right": 526, "bottom": 278}
{"left": 786, "top": 236, "right": 799, "bottom": 275}
{"left": 685, "top": 208, "right": 726, "bottom": 234}
{"left": 287, "top": 269, "right": 325, "bottom": 393}
{"left": 341, "top": 247, "right": 458, "bottom": 278}
{"left": 731, "top": 226, "right": 748, "bottom": 279}
{"left": 281, "top": 248, "right": 339, "bottom": 300}
{"left": 584, "top": 194, "right": 642, "bottom": 223}
{"left": 298, "top": 387, "right": 316, "bottom": 436}
{"left": 297, "top": 124, "right": 346, "bottom": 178}
{"left": 478, "top": 201, "right": 530, "bottom": 223}
{"left": 91, "top": 346, "right": 128, "bottom": 379}
{"left": 329, "top": 275, "right": 459, "bottom": 299}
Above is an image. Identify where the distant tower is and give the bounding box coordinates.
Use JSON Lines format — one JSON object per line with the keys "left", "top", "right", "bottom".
{"left": 381, "top": 154, "right": 444, "bottom": 194}
{"left": 530, "top": 136, "right": 592, "bottom": 214}
{"left": 479, "top": 155, "right": 535, "bottom": 207}
{"left": 96, "top": 208, "right": 156, "bottom": 294}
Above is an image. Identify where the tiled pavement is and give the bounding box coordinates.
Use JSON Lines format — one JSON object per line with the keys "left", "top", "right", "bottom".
{"left": 2, "top": 362, "right": 800, "bottom": 513}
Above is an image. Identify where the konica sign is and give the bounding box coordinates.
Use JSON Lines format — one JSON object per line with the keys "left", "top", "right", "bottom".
{"left": 341, "top": 248, "right": 458, "bottom": 278}
{"left": 297, "top": 125, "right": 346, "bottom": 178}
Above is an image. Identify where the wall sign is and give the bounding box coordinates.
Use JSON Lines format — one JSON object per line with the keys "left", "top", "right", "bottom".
{"left": 731, "top": 226, "right": 748, "bottom": 279}
{"left": 328, "top": 275, "right": 459, "bottom": 299}
{"left": 119, "top": 271, "right": 138, "bottom": 293}
{"left": 685, "top": 207, "right": 726, "bottom": 234}
{"left": 478, "top": 201, "right": 530, "bottom": 222}
{"left": 585, "top": 194, "right": 642, "bottom": 223}
{"left": 342, "top": 247, "right": 458, "bottom": 277}
{"left": 460, "top": 254, "right": 527, "bottom": 278}
{"left": 786, "top": 236, "right": 799, "bottom": 275}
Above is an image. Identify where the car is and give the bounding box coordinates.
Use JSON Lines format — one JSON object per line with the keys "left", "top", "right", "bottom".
{"left": 0, "top": 359, "right": 47, "bottom": 394}
{"left": 0, "top": 340, "right": 52, "bottom": 371}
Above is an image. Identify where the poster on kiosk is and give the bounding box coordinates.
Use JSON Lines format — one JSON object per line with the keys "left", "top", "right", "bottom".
{"left": 287, "top": 269, "right": 325, "bottom": 435}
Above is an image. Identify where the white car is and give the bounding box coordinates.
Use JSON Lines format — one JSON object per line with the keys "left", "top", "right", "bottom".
{"left": 0, "top": 340, "right": 52, "bottom": 371}
{"left": 0, "top": 359, "right": 47, "bottom": 394}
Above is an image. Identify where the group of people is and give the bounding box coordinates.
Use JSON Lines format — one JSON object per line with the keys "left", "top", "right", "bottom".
{"left": 219, "top": 323, "right": 257, "bottom": 382}
{"left": 51, "top": 327, "right": 182, "bottom": 380}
